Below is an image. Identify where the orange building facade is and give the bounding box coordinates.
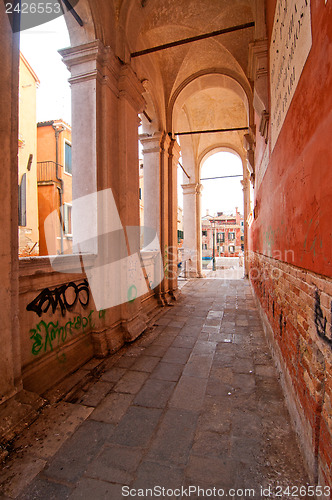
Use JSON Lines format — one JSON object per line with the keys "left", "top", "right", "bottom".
{"left": 37, "top": 120, "right": 72, "bottom": 255}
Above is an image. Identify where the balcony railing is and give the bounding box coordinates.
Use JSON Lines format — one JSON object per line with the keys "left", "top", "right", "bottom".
{"left": 37, "top": 161, "right": 63, "bottom": 184}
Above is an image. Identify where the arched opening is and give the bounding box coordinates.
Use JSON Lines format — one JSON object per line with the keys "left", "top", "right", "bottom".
{"left": 200, "top": 151, "right": 245, "bottom": 278}
{"left": 170, "top": 72, "right": 252, "bottom": 278}
{"left": 18, "top": 16, "right": 71, "bottom": 257}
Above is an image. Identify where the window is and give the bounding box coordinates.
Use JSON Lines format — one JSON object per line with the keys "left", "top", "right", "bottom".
{"left": 217, "top": 232, "right": 225, "bottom": 243}
{"left": 228, "top": 232, "right": 235, "bottom": 240}
{"left": 177, "top": 229, "right": 184, "bottom": 242}
{"left": 63, "top": 203, "right": 72, "bottom": 235}
{"left": 202, "top": 230, "right": 207, "bottom": 236}
{"left": 64, "top": 142, "right": 72, "bottom": 175}
{"left": 202, "top": 243, "right": 207, "bottom": 250}
{"left": 229, "top": 245, "right": 235, "bottom": 253}
{"left": 139, "top": 188, "right": 142, "bottom": 200}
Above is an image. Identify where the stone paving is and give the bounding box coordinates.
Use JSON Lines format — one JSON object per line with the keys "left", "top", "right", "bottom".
{"left": 0, "top": 279, "right": 309, "bottom": 499}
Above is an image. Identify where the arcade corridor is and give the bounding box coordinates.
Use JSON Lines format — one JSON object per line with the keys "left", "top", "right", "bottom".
{"left": 0, "top": 279, "right": 310, "bottom": 498}
{"left": 0, "top": 0, "right": 331, "bottom": 494}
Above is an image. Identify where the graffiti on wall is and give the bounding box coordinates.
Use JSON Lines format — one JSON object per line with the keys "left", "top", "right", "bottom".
{"left": 314, "top": 290, "right": 332, "bottom": 348}
{"left": 30, "top": 310, "right": 95, "bottom": 357}
{"left": 26, "top": 279, "right": 90, "bottom": 317}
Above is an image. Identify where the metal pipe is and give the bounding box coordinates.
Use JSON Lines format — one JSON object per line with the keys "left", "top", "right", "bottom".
{"left": 142, "top": 110, "right": 152, "bottom": 123}
{"left": 212, "top": 221, "right": 216, "bottom": 271}
{"left": 201, "top": 175, "right": 243, "bottom": 180}
{"left": 60, "top": 0, "right": 84, "bottom": 26}
{"left": 174, "top": 126, "right": 248, "bottom": 136}
{"left": 131, "top": 22, "right": 255, "bottom": 58}
{"left": 53, "top": 124, "right": 65, "bottom": 255}
{"left": 178, "top": 161, "right": 190, "bottom": 179}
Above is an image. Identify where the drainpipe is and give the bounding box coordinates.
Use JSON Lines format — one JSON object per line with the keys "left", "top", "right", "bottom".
{"left": 52, "top": 123, "right": 65, "bottom": 254}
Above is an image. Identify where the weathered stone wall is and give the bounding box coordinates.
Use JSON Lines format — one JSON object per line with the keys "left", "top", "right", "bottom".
{"left": 19, "top": 255, "right": 160, "bottom": 395}
{"left": 248, "top": 0, "right": 332, "bottom": 488}
{"left": 249, "top": 252, "right": 332, "bottom": 488}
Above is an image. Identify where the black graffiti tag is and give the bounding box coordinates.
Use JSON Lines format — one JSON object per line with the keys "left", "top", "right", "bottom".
{"left": 314, "top": 290, "right": 331, "bottom": 348}
{"left": 26, "top": 280, "right": 90, "bottom": 317}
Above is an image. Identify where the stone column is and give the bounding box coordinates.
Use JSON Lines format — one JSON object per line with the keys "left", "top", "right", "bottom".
{"left": 195, "top": 183, "right": 203, "bottom": 278}
{"left": 60, "top": 40, "right": 109, "bottom": 254}
{"left": 117, "top": 64, "right": 148, "bottom": 340}
{"left": 168, "top": 139, "right": 181, "bottom": 299}
{"left": 139, "top": 132, "right": 164, "bottom": 241}
{"left": 0, "top": 6, "right": 21, "bottom": 403}
{"left": 158, "top": 134, "right": 171, "bottom": 304}
{"left": 182, "top": 182, "right": 203, "bottom": 278}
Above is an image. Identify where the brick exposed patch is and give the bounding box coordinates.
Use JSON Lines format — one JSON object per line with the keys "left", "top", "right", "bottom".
{"left": 249, "top": 251, "right": 332, "bottom": 489}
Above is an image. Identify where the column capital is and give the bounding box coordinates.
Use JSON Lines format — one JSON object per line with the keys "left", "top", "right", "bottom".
{"left": 139, "top": 131, "right": 164, "bottom": 153}
{"left": 59, "top": 39, "right": 120, "bottom": 95}
{"left": 182, "top": 182, "right": 202, "bottom": 195}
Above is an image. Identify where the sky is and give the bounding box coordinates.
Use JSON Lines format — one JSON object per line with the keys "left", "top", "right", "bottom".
{"left": 21, "top": 20, "right": 244, "bottom": 216}
{"left": 200, "top": 152, "right": 244, "bottom": 216}
{"left": 20, "top": 16, "right": 71, "bottom": 124}
{"left": 178, "top": 151, "right": 244, "bottom": 215}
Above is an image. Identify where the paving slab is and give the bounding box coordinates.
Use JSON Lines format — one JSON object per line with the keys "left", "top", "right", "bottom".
{"left": 44, "top": 420, "right": 115, "bottom": 483}
{"left": 133, "top": 379, "right": 176, "bottom": 408}
{"left": 108, "top": 405, "right": 162, "bottom": 447}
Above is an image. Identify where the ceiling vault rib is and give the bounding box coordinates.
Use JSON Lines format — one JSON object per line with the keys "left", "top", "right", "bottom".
{"left": 131, "top": 22, "right": 255, "bottom": 58}
{"left": 173, "top": 127, "right": 248, "bottom": 136}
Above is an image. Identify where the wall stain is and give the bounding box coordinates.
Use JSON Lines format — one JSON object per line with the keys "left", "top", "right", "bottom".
{"left": 314, "top": 290, "right": 331, "bottom": 348}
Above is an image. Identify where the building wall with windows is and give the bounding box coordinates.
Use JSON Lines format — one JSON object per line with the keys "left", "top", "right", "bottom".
{"left": 202, "top": 209, "right": 244, "bottom": 258}
{"left": 37, "top": 120, "right": 72, "bottom": 255}
{"left": 18, "top": 53, "right": 40, "bottom": 257}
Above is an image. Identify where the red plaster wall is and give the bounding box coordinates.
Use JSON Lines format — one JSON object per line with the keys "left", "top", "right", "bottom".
{"left": 252, "top": 0, "right": 332, "bottom": 278}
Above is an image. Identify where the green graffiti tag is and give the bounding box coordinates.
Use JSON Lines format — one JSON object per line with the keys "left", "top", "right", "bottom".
{"left": 30, "top": 310, "right": 95, "bottom": 356}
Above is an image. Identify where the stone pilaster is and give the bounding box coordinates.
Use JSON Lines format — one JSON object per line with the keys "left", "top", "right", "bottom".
{"left": 241, "top": 176, "right": 250, "bottom": 277}
{"left": 182, "top": 182, "right": 203, "bottom": 278}
{"left": 248, "top": 39, "right": 269, "bottom": 143}
{"left": 139, "top": 132, "right": 164, "bottom": 242}
{"left": 168, "top": 139, "right": 181, "bottom": 298}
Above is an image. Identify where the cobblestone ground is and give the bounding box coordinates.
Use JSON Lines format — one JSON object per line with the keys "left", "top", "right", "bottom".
{"left": 1, "top": 279, "right": 310, "bottom": 499}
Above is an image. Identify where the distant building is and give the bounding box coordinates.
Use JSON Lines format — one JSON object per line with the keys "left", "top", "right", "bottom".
{"left": 18, "top": 53, "right": 40, "bottom": 256}
{"left": 177, "top": 206, "right": 184, "bottom": 246}
{"left": 202, "top": 208, "right": 244, "bottom": 258}
{"left": 37, "top": 120, "right": 72, "bottom": 255}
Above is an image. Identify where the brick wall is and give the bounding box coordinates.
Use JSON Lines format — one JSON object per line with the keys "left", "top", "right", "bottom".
{"left": 249, "top": 251, "right": 332, "bottom": 489}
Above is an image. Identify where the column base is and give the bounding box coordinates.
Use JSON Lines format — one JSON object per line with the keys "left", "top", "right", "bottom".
{"left": 123, "top": 314, "right": 148, "bottom": 342}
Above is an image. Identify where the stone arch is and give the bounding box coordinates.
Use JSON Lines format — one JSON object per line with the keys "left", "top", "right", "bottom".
{"left": 198, "top": 144, "right": 246, "bottom": 175}
{"left": 61, "top": 0, "right": 97, "bottom": 47}
{"left": 167, "top": 69, "right": 253, "bottom": 134}
{"left": 198, "top": 145, "right": 251, "bottom": 277}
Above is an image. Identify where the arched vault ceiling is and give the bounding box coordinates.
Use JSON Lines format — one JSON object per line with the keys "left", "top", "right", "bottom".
{"left": 139, "top": 0, "right": 253, "bottom": 32}
{"left": 127, "top": 0, "right": 254, "bottom": 105}
{"left": 176, "top": 87, "right": 247, "bottom": 164}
